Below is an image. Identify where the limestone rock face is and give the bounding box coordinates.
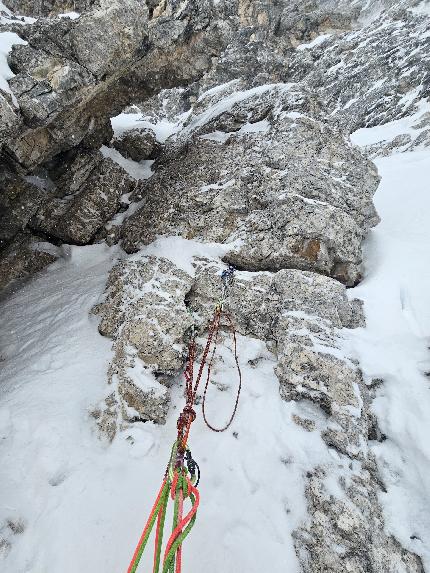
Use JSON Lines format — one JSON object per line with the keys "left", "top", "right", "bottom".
{"left": 0, "top": 172, "right": 45, "bottom": 248}
{"left": 3, "top": 1, "right": 96, "bottom": 16}
{"left": 2, "top": 0, "right": 233, "bottom": 169}
{"left": 5, "top": 1, "right": 148, "bottom": 166}
{"left": 288, "top": 3, "right": 430, "bottom": 133}
{"left": 121, "top": 85, "right": 379, "bottom": 285}
{"left": 69, "top": 0, "right": 149, "bottom": 79}
{"left": 188, "top": 260, "right": 423, "bottom": 572}
{"left": 0, "top": 232, "right": 59, "bottom": 294}
{"left": 0, "top": 1, "right": 426, "bottom": 569}
{"left": 29, "top": 152, "right": 134, "bottom": 244}
{"left": 111, "top": 127, "right": 161, "bottom": 161}
{"left": 296, "top": 466, "right": 424, "bottom": 573}
{"left": 93, "top": 255, "right": 193, "bottom": 437}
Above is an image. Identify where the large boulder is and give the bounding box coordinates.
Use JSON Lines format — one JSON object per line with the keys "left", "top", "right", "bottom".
{"left": 0, "top": 231, "right": 59, "bottom": 294}
{"left": 111, "top": 127, "right": 161, "bottom": 161}
{"left": 121, "top": 84, "right": 380, "bottom": 285}
{"left": 0, "top": 171, "right": 45, "bottom": 249}
{"left": 92, "top": 254, "right": 193, "bottom": 438}
{"left": 4, "top": 0, "right": 232, "bottom": 168}
{"left": 29, "top": 152, "right": 134, "bottom": 244}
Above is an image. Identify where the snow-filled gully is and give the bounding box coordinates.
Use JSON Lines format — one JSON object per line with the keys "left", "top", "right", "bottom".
{"left": 345, "top": 145, "right": 430, "bottom": 567}
{"left": 0, "top": 6, "right": 429, "bottom": 571}
{"left": 1, "top": 140, "right": 429, "bottom": 570}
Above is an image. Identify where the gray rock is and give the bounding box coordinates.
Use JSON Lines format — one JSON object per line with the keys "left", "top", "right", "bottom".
{"left": 111, "top": 127, "right": 161, "bottom": 161}
{"left": 4, "top": 1, "right": 96, "bottom": 16}
{"left": 69, "top": 0, "right": 149, "bottom": 79}
{"left": 0, "top": 1, "right": 425, "bottom": 568}
{"left": 189, "top": 258, "right": 423, "bottom": 570}
{"left": 0, "top": 231, "right": 58, "bottom": 295}
{"left": 30, "top": 153, "right": 134, "bottom": 244}
{"left": 0, "top": 171, "right": 45, "bottom": 247}
{"left": 93, "top": 255, "right": 193, "bottom": 437}
{"left": 0, "top": 92, "right": 21, "bottom": 150}
{"left": 4, "top": 0, "right": 232, "bottom": 168}
{"left": 8, "top": 42, "right": 96, "bottom": 127}
{"left": 295, "top": 466, "right": 424, "bottom": 573}
{"left": 288, "top": 4, "right": 430, "bottom": 133}
{"left": 121, "top": 86, "right": 379, "bottom": 284}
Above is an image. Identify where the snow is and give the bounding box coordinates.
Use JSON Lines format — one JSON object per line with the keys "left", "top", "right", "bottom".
{"left": 1, "top": 13, "right": 429, "bottom": 570}
{"left": 350, "top": 98, "right": 430, "bottom": 148}
{"left": 197, "top": 80, "right": 240, "bottom": 102}
{"left": 0, "top": 235, "right": 343, "bottom": 573}
{"left": 100, "top": 145, "right": 154, "bottom": 180}
{"left": 409, "top": 1, "right": 430, "bottom": 16}
{"left": 58, "top": 12, "right": 81, "bottom": 20}
{"left": 199, "top": 130, "right": 231, "bottom": 143}
{"left": 296, "top": 33, "right": 332, "bottom": 50}
{"left": 138, "top": 236, "right": 233, "bottom": 276}
{"left": 200, "top": 119, "right": 271, "bottom": 143}
{"left": 110, "top": 111, "right": 190, "bottom": 143}
{"left": 111, "top": 84, "right": 286, "bottom": 145}
{"left": 347, "top": 130, "right": 430, "bottom": 566}
{"left": 0, "top": 1, "right": 35, "bottom": 24}
{"left": 184, "top": 84, "right": 281, "bottom": 134}
{"left": 0, "top": 31, "right": 27, "bottom": 105}
{"left": 0, "top": 1, "right": 11, "bottom": 15}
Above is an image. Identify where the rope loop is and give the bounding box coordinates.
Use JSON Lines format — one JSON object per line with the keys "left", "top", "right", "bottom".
{"left": 126, "top": 264, "right": 241, "bottom": 573}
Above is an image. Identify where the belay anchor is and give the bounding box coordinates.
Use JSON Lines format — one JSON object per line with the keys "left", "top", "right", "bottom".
{"left": 127, "top": 265, "right": 242, "bottom": 573}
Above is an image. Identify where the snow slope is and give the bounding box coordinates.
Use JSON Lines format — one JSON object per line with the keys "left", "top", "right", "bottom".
{"left": 346, "top": 138, "right": 430, "bottom": 567}
{"left": 0, "top": 241, "right": 337, "bottom": 572}
{"left": 1, "top": 102, "right": 429, "bottom": 573}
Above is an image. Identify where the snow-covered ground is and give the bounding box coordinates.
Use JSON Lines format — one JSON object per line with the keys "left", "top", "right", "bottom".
{"left": 0, "top": 241, "right": 338, "bottom": 572}
{"left": 1, "top": 13, "right": 429, "bottom": 569}
{"left": 347, "top": 135, "right": 430, "bottom": 567}
{"left": 0, "top": 31, "right": 26, "bottom": 104}
{"left": 1, "top": 102, "right": 430, "bottom": 572}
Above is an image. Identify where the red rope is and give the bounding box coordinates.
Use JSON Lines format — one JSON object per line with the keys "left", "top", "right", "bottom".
{"left": 176, "top": 308, "right": 223, "bottom": 451}
{"left": 127, "top": 289, "right": 242, "bottom": 573}
{"left": 180, "top": 307, "right": 242, "bottom": 439}
{"left": 163, "top": 479, "right": 200, "bottom": 562}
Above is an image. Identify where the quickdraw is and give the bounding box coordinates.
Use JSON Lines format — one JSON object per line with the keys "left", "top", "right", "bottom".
{"left": 127, "top": 265, "right": 242, "bottom": 573}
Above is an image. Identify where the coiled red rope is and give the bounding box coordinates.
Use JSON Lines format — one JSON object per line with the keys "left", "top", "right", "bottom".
{"left": 126, "top": 268, "right": 242, "bottom": 573}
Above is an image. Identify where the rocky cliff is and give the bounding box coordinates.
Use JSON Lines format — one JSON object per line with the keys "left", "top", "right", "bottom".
{"left": 0, "top": 0, "right": 429, "bottom": 571}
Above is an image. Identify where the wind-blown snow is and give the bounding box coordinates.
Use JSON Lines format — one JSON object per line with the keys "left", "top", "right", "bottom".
{"left": 351, "top": 98, "right": 430, "bottom": 148}
{"left": 0, "top": 2, "right": 35, "bottom": 24}
{"left": 347, "top": 130, "right": 430, "bottom": 567}
{"left": 0, "top": 1, "right": 11, "bottom": 15}
{"left": 100, "top": 145, "right": 154, "bottom": 180}
{"left": 111, "top": 111, "right": 190, "bottom": 143}
{"left": 138, "top": 236, "right": 233, "bottom": 276}
{"left": 58, "top": 12, "right": 81, "bottom": 19}
{"left": 184, "top": 84, "right": 283, "bottom": 134}
{"left": 409, "top": 1, "right": 430, "bottom": 16}
{"left": 296, "top": 34, "right": 332, "bottom": 50}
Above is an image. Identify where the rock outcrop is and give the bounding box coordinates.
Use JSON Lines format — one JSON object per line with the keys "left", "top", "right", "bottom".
{"left": 2, "top": 0, "right": 232, "bottom": 169}
{"left": 0, "top": 0, "right": 428, "bottom": 570}
{"left": 29, "top": 152, "right": 134, "bottom": 244}
{"left": 4, "top": 1, "right": 96, "bottom": 16}
{"left": 92, "top": 255, "right": 193, "bottom": 438}
{"left": 121, "top": 83, "right": 380, "bottom": 285}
